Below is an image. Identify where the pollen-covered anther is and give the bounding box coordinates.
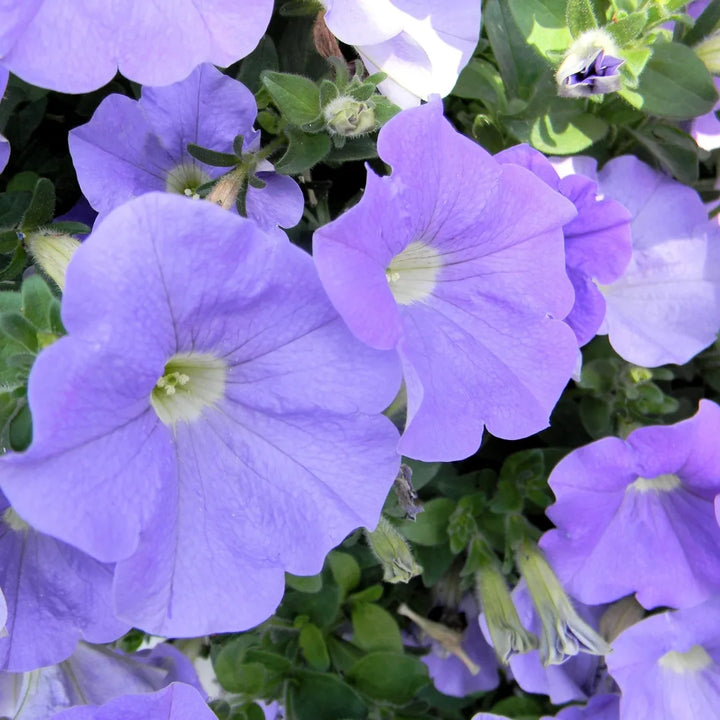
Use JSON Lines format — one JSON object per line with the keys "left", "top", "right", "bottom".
{"left": 385, "top": 241, "right": 443, "bottom": 305}
{"left": 151, "top": 353, "right": 226, "bottom": 426}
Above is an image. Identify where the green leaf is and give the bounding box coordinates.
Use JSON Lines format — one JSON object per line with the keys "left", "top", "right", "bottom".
{"left": 351, "top": 602, "right": 403, "bottom": 653}
{"left": 213, "top": 636, "right": 259, "bottom": 692}
{"left": 326, "top": 636, "right": 364, "bottom": 674}
{"left": 9, "top": 401, "right": 32, "bottom": 451}
{"left": 0, "top": 312, "right": 38, "bottom": 352}
{"left": 220, "top": 662, "right": 267, "bottom": 695}
{"left": 286, "top": 571, "right": 323, "bottom": 593}
{"left": 566, "top": 0, "right": 598, "bottom": 36}
{"left": 508, "top": 0, "right": 573, "bottom": 59}
{"left": 605, "top": 10, "right": 648, "bottom": 45}
{"left": 299, "top": 622, "right": 331, "bottom": 671}
{"left": 49, "top": 221, "right": 92, "bottom": 235}
{"left": 414, "top": 542, "right": 454, "bottom": 587}
{"left": 451, "top": 58, "right": 507, "bottom": 112}
{"left": 519, "top": 99, "right": 608, "bottom": 154}
{"left": 262, "top": 71, "right": 322, "bottom": 126}
{"left": 0, "top": 193, "right": 30, "bottom": 228}
{"left": 0, "top": 245, "right": 27, "bottom": 281}
{"left": 347, "top": 584, "right": 383, "bottom": 604}
{"left": 237, "top": 35, "right": 279, "bottom": 93}
{"left": 401, "top": 459, "right": 441, "bottom": 491}
{"left": 325, "top": 135, "right": 378, "bottom": 163}
{"left": 623, "top": 42, "right": 718, "bottom": 119}
{"left": 484, "top": 0, "right": 550, "bottom": 97}
{"left": 630, "top": 124, "right": 699, "bottom": 184}
{"left": 21, "top": 275, "right": 55, "bottom": 330}
{"left": 0, "top": 230, "right": 20, "bottom": 254}
{"left": 398, "top": 498, "right": 455, "bottom": 546}
{"left": 348, "top": 652, "right": 430, "bottom": 706}
{"left": 280, "top": 575, "right": 341, "bottom": 628}
{"left": 289, "top": 672, "right": 368, "bottom": 720}
{"left": 327, "top": 551, "right": 361, "bottom": 596}
{"left": 22, "top": 178, "right": 55, "bottom": 230}
{"left": 275, "top": 127, "right": 331, "bottom": 174}
{"left": 683, "top": 0, "right": 720, "bottom": 46}
{"left": 186, "top": 143, "right": 238, "bottom": 167}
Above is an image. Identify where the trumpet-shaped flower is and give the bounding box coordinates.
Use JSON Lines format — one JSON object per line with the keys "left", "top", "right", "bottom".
{"left": 320, "top": 0, "right": 481, "bottom": 108}
{"left": 1, "top": 642, "right": 203, "bottom": 720}
{"left": 606, "top": 596, "right": 720, "bottom": 720}
{"left": 52, "top": 683, "right": 215, "bottom": 720}
{"left": 69, "top": 64, "right": 303, "bottom": 233}
{"left": 552, "top": 155, "right": 720, "bottom": 367}
{"left": 0, "top": 193, "right": 401, "bottom": 636}
{"left": 496, "top": 144, "right": 632, "bottom": 347}
{"left": 314, "top": 100, "right": 578, "bottom": 461}
{"left": 0, "top": 493, "right": 128, "bottom": 672}
{"left": 0, "top": 1, "right": 273, "bottom": 93}
{"left": 0, "top": 67, "right": 9, "bottom": 172}
{"left": 542, "top": 400, "right": 720, "bottom": 610}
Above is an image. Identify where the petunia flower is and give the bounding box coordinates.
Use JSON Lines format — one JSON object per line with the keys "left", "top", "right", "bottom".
{"left": 496, "top": 144, "right": 632, "bottom": 347}
{"left": 0, "top": 193, "right": 402, "bottom": 636}
{"left": 313, "top": 100, "right": 579, "bottom": 462}
{"left": 0, "top": 1, "right": 273, "bottom": 94}
{"left": 541, "top": 399, "right": 720, "bottom": 610}
{"left": 51, "top": 683, "right": 216, "bottom": 720}
{"left": 69, "top": 64, "right": 303, "bottom": 234}
{"left": 319, "top": 0, "right": 481, "bottom": 109}
{"left": 542, "top": 694, "right": 620, "bottom": 720}
{"left": 0, "top": 66, "right": 9, "bottom": 173}
{"left": 552, "top": 154, "right": 720, "bottom": 367}
{"left": 1, "top": 642, "right": 204, "bottom": 720}
{"left": 606, "top": 596, "right": 720, "bottom": 720}
{"left": 0, "top": 492, "right": 128, "bottom": 672}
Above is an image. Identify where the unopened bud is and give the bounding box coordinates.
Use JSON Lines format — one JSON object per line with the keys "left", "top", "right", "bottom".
{"left": 206, "top": 167, "right": 247, "bottom": 211}
{"left": 25, "top": 230, "right": 81, "bottom": 291}
{"left": 516, "top": 539, "right": 611, "bottom": 666}
{"left": 556, "top": 29, "right": 623, "bottom": 98}
{"left": 694, "top": 31, "right": 720, "bottom": 74}
{"left": 365, "top": 516, "right": 423, "bottom": 584}
{"left": 323, "top": 95, "right": 376, "bottom": 137}
{"left": 475, "top": 564, "right": 537, "bottom": 664}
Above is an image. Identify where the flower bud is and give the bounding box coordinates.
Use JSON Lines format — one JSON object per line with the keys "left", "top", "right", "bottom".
{"left": 475, "top": 564, "right": 537, "bottom": 664}
{"left": 25, "top": 230, "right": 81, "bottom": 291}
{"left": 365, "top": 516, "right": 423, "bottom": 584}
{"left": 556, "top": 29, "right": 624, "bottom": 98}
{"left": 515, "top": 539, "right": 611, "bottom": 666}
{"left": 694, "top": 31, "right": 720, "bottom": 74}
{"left": 206, "top": 167, "right": 247, "bottom": 211}
{"left": 323, "top": 95, "right": 377, "bottom": 137}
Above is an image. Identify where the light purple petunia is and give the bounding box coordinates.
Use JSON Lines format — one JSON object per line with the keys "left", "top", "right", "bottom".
{"left": 496, "top": 144, "right": 632, "bottom": 347}
{"left": 0, "top": 66, "right": 9, "bottom": 173}
{"left": 313, "top": 100, "right": 579, "bottom": 462}
{"left": 552, "top": 154, "right": 720, "bottom": 367}
{"left": 320, "top": 0, "right": 481, "bottom": 109}
{"left": 69, "top": 63, "right": 303, "bottom": 234}
{"left": 606, "top": 596, "right": 720, "bottom": 720}
{"left": 0, "top": 193, "right": 401, "bottom": 636}
{"left": 1, "top": 642, "right": 204, "bottom": 720}
{"left": 542, "top": 400, "right": 720, "bottom": 610}
{"left": 0, "top": 1, "right": 273, "bottom": 94}
{"left": 419, "top": 595, "right": 499, "bottom": 697}
{"left": 543, "top": 694, "right": 620, "bottom": 720}
{"left": 0, "top": 492, "right": 128, "bottom": 672}
{"left": 51, "top": 683, "right": 215, "bottom": 720}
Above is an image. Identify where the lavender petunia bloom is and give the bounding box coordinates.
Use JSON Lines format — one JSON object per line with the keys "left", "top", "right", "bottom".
{"left": 0, "top": 1, "right": 272, "bottom": 94}
{"left": 543, "top": 694, "right": 620, "bottom": 720}
{"left": 556, "top": 30, "right": 624, "bottom": 99}
{"left": 606, "top": 596, "right": 720, "bottom": 720}
{"left": 314, "top": 100, "right": 578, "bottom": 462}
{"left": 0, "top": 66, "right": 9, "bottom": 173}
{"left": 417, "top": 596, "right": 499, "bottom": 697}
{"left": 51, "top": 683, "right": 215, "bottom": 720}
{"left": 0, "top": 194, "right": 401, "bottom": 636}
{"left": 1, "top": 642, "right": 204, "bottom": 720}
{"left": 496, "top": 145, "right": 632, "bottom": 347}
{"left": 691, "top": 80, "right": 720, "bottom": 151}
{"left": 0, "top": 492, "right": 128, "bottom": 672}
{"left": 320, "top": 0, "right": 481, "bottom": 109}
{"left": 554, "top": 154, "right": 720, "bottom": 366}
{"left": 542, "top": 400, "right": 720, "bottom": 610}
{"left": 69, "top": 64, "right": 303, "bottom": 234}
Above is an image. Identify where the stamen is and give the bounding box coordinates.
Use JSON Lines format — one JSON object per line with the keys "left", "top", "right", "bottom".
{"left": 659, "top": 645, "right": 713, "bottom": 674}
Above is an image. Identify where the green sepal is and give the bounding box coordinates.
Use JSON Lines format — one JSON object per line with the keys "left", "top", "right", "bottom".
{"left": 21, "top": 177, "right": 55, "bottom": 230}
{"left": 261, "top": 71, "right": 322, "bottom": 126}
{"left": 186, "top": 143, "right": 238, "bottom": 167}
{"left": 319, "top": 79, "right": 339, "bottom": 106}
{"left": 248, "top": 175, "right": 267, "bottom": 190}
{"left": 566, "top": 0, "right": 599, "bottom": 36}
{"left": 49, "top": 221, "right": 92, "bottom": 236}
{"left": 232, "top": 134, "right": 246, "bottom": 157}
